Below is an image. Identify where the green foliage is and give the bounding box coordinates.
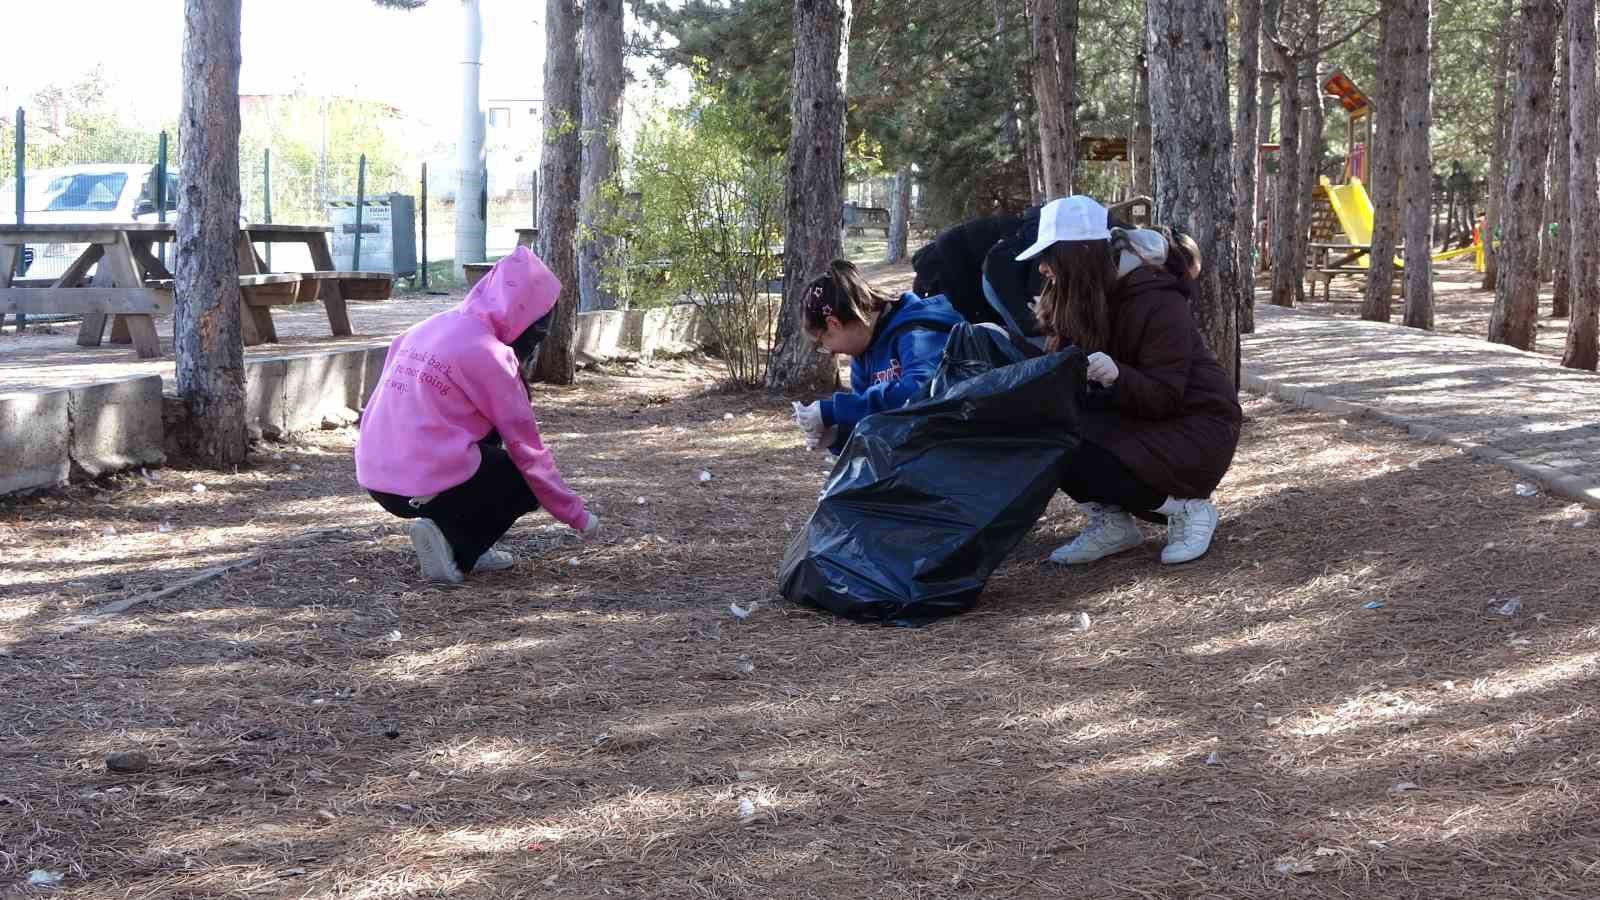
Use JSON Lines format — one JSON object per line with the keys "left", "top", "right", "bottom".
{"left": 0, "top": 70, "right": 169, "bottom": 184}
{"left": 600, "top": 95, "right": 785, "bottom": 386}
{"left": 237, "top": 95, "right": 415, "bottom": 223}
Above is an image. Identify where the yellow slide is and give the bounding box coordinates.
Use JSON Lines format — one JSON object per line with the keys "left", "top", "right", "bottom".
{"left": 1319, "top": 175, "right": 1380, "bottom": 268}
{"left": 1318, "top": 175, "right": 1476, "bottom": 267}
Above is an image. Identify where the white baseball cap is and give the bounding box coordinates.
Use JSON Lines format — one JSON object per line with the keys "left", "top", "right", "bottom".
{"left": 1014, "top": 195, "right": 1112, "bottom": 261}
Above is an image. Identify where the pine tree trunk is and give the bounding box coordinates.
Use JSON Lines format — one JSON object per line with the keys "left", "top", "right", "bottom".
{"left": 1256, "top": 70, "right": 1277, "bottom": 276}
{"left": 1029, "top": 0, "right": 1070, "bottom": 197}
{"left": 1059, "top": 0, "right": 1079, "bottom": 194}
{"left": 1294, "top": 0, "right": 1323, "bottom": 293}
{"left": 1490, "top": 0, "right": 1559, "bottom": 351}
{"left": 1363, "top": 0, "right": 1405, "bottom": 321}
{"left": 1482, "top": 0, "right": 1516, "bottom": 291}
{"left": 533, "top": 0, "right": 582, "bottom": 384}
{"left": 1133, "top": 51, "right": 1153, "bottom": 197}
{"left": 768, "top": 0, "right": 851, "bottom": 392}
{"left": 1147, "top": 0, "right": 1241, "bottom": 385}
{"left": 1551, "top": 31, "right": 1572, "bottom": 316}
{"left": 578, "top": 0, "right": 624, "bottom": 312}
{"left": 1234, "top": 0, "right": 1262, "bottom": 333}
{"left": 455, "top": 0, "right": 487, "bottom": 278}
{"left": 1026, "top": 126, "right": 1045, "bottom": 204}
{"left": 1401, "top": 0, "right": 1434, "bottom": 329}
{"left": 1269, "top": 43, "right": 1302, "bottom": 307}
{"left": 174, "top": 0, "right": 247, "bottom": 468}
{"left": 886, "top": 167, "right": 912, "bottom": 263}
{"left": 1565, "top": 0, "right": 1600, "bottom": 369}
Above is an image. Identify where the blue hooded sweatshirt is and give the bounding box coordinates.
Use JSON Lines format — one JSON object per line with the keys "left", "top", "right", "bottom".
{"left": 819, "top": 292, "right": 965, "bottom": 452}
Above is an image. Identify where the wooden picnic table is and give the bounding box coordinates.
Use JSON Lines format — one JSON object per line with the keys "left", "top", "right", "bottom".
{"left": 1305, "top": 241, "right": 1405, "bottom": 301}
{"left": 0, "top": 222, "right": 357, "bottom": 358}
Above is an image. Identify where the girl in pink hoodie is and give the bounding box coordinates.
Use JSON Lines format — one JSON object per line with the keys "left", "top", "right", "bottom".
{"left": 356, "top": 247, "right": 599, "bottom": 582}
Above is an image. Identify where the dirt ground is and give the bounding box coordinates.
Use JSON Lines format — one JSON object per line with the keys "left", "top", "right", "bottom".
{"left": 1290, "top": 259, "right": 1575, "bottom": 360}
{"left": 5, "top": 340, "right": 1600, "bottom": 898}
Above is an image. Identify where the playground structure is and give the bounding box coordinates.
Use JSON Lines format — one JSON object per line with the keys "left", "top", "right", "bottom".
{"left": 1261, "top": 71, "right": 1488, "bottom": 299}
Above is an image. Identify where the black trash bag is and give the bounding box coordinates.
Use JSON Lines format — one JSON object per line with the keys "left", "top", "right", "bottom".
{"left": 923, "top": 322, "right": 1041, "bottom": 398}
{"left": 778, "top": 324, "right": 1087, "bottom": 625}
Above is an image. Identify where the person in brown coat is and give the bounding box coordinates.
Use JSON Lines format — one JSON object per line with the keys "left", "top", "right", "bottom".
{"left": 1013, "top": 196, "right": 1243, "bottom": 565}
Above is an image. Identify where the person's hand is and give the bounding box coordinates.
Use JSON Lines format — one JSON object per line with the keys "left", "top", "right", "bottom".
{"left": 578, "top": 511, "right": 601, "bottom": 539}
{"left": 1086, "top": 352, "right": 1119, "bottom": 386}
{"left": 793, "top": 401, "right": 828, "bottom": 449}
{"left": 793, "top": 400, "right": 824, "bottom": 432}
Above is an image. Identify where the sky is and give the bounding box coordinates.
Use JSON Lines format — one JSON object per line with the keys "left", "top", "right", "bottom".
{"left": 0, "top": 0, "right": 549, "bottom": 129}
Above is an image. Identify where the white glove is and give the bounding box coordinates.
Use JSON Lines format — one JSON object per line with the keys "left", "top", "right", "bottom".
{"left": 792, "top": 401, "right": 829, "bottom": 449}
{"left": 793, "top": 401, "right": 824, "bottom": 432}
{"left": 1086, "top": 352, "right": 1119, "bottom": 387}
{"left": 578, "top": 511, "right": 601, "bottom": 539}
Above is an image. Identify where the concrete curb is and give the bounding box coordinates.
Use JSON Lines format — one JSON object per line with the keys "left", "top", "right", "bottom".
{"left": 1242, "top": 369, "right": 1600, "bottom": 509}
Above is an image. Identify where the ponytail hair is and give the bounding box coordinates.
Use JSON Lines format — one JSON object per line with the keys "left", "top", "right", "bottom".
{"left": 800, "top": 259, "right": 897, "bottom": 335}
{"left": 1152, "top": 225, "right": 1203, "bottom": 281}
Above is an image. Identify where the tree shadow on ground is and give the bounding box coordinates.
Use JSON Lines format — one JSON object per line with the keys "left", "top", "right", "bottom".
{"left": 3, "top": 379, "right": 1599, "bottom": 898}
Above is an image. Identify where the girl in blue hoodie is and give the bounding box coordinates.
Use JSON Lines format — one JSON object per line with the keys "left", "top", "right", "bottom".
{"left": 792, "top": 260, "right": 965, "bottom": 454}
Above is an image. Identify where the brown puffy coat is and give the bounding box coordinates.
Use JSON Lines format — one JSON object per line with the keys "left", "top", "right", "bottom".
{"left": 1075, "top": 266, "right": 1242, "bottom": 499}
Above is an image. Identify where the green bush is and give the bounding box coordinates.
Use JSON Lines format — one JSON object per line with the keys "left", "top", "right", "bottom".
{"left": 602, "top": 100, "right": 785, "bottom": 387}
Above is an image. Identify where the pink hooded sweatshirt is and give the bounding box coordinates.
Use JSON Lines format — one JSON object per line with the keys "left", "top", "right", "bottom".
{"left": 355, "top": 247, "right": 588, "bottom": 529}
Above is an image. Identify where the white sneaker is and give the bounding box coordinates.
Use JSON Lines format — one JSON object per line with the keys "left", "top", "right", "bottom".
{"left": 409, "top": 519, "right": 464, "bottom": 584}
{"left": 474, "top": 548, "right": 516, "bottom": 573}
{"left": 1048, "top": 503, "right": 1144, "bottom": 564}
{"left": 1159, "top": 498, "right": 1220, "bottom": 564}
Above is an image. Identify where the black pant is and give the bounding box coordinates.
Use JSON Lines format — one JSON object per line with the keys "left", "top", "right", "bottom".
{"left": 370, "top": 443, "right": 539, "bottom": 573}
{"left": 1060, "top": 440, "right": 1166, "bottom": 517}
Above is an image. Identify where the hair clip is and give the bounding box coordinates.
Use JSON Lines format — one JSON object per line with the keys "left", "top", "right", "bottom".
{"left": 821, "top": 304, "right": 834, "bottom": 318}
{"left": 811, "top": 284, "right": 825, "bottom": 300}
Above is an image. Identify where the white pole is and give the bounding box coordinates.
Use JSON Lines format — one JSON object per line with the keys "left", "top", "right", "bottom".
{"left": 455, "top": 0, "right": 487, "bottom": 279}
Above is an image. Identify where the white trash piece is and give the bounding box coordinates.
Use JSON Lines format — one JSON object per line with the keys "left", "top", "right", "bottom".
{"left": 1513, "top": 483, "right": 1538, "bottom": 497}
{"left": 698, "top": 470, "right": 714, "bottom": 483}
{"left": 29, "top": 870, "right": 63, "bottom": 886}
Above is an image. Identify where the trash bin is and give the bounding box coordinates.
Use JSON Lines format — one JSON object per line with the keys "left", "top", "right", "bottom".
{"left": 326, "top": 193, "right": 417, "bottom": 276}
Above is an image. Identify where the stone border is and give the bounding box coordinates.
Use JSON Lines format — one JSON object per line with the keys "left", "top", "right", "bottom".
{"left": 1243, "top": 369, "right": 1600, "bottom": 509}
{"left": 0, "top": 305, "right": 710, "bottom": 497}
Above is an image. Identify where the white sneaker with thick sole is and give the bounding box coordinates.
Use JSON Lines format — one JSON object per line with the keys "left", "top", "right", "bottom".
{"left": 1048, "top": 503, "right": 1144, "bottom": 565}
{"left": 409, "top": 519, "right": 464, "bottom": 584}
{"left": 1158, "top": 497, "right": 1220, "bottom": 564}
{"left": 473, "top": 548, "right": 516, "bottom": 573}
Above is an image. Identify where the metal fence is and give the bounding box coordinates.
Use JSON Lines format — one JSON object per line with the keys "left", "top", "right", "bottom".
{"left": 4, "top": 106, "right": 538, "bottom": 291}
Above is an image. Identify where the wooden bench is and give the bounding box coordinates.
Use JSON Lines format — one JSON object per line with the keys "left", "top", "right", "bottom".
{"left": 1306, "top": 243, "right": 1403, "bottom": 302}
{"left": 149, "top": 274, "right": 306, "bottom": 346}
{"left": 299, "top": 270, "right": 394, "bottom": 302}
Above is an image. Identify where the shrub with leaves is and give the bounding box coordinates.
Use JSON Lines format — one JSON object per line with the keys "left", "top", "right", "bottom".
{"left": 604, "top": 99, "right": 785, "bottom": 387}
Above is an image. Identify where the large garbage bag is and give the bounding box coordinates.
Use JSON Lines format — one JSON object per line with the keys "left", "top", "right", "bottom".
{"left": 777, "top": 323, "right": 1087, "bottom": 625}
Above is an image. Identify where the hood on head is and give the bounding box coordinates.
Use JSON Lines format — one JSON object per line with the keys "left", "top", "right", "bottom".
{"left": 457, "top": 246, "right": 562, "bottom": 344}
{"left": 1115, "top": 227, "right": 1170, "bottom": 279}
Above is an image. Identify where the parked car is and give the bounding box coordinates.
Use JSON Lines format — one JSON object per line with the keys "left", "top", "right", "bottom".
{"left": 0, "top": 163, "right": 247, "bottom": 279}
{"left": 0, "top": 164, "right": 180, "bottom": 277}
